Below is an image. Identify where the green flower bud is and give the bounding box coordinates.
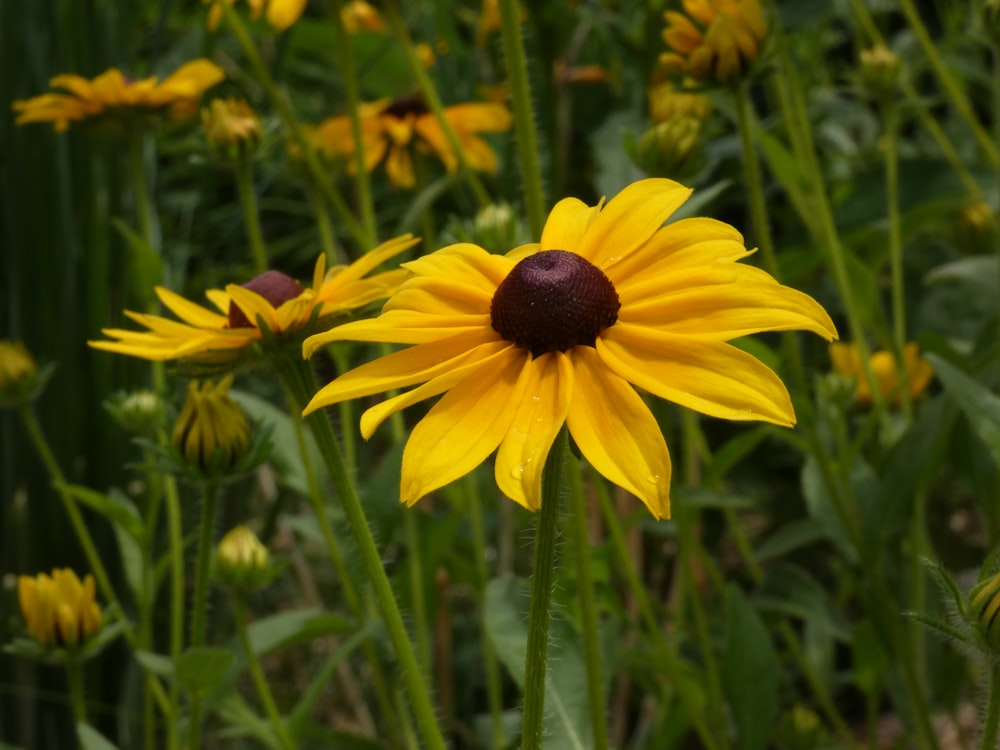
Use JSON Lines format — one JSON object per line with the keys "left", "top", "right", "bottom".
{"left": 172, "top": 376, "right": 250, "bottom": 475}
{"left": 859, "top": 45, "right": 901, "bottom": 101}
{"left": 969, "top": 571, "right": 1000, "bottom": 651}
{"left": 215, "top": 526, "right": 273, "bottom": 592}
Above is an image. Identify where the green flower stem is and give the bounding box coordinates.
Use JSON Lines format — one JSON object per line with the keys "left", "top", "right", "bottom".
{"left": 329, "top": 345, "right": 358, "bottom": 469}
{"left": 566, "top": 453, "right": 608, "bottom": 750}
{"left": 897, "top": 0, "right": 999, "bottom": 166}
{"left": 329, "top": 0, "right": 377, "bottom": 247}
{"left": 383, "top": 2, "right": 491, "bottom": 209}
{"left": 232, "top": 595, "right": 296, "bottom": 750}
{"left": 403, "top": 505, "right": 432, "bottom": 681}
{"left": 981, "top": 664, "right": 1000, "bottom": 750}
{"left": 127, "top": 133, "right": 156, "bottom": 254}
{"left": 463, "top": 475, "right": 505, "bottom": 749}
{"left": 278, "top": 355, "right": 446, "bottom": 750}
{"left": 141, "top": 451, "right": 166, "bottom": 750}
{"left": 497, "top": 0, "right": 545, "bottom": 238}
{"left": 234, "top": 148, "right": 269, "bottom": 275}
{"left": 994, "top": 43, "right": 1000, "bottom": 387}
{"left": 306, "top": 182, "right": 341, "bottom": 266}
{"left": 520, "top": 428, "right": 567, "bottom": 750}
{"left": 66, "top": 658, "right": 87, "bottom": 731}
{"left": 220, "top": 2, "right": 368, "bottom": 249}
{"left": 187, "top": 481, "right": 220, "bottom": 750}
{"left": 592, "top": 477, "right": 721, "bottom": 750}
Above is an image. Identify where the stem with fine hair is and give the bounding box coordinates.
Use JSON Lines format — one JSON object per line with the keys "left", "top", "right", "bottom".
{"left": 234, "top": 147, "right": 269, "bottom": 275}
{"left": 981, "top": 664, "right": 1000, "bottom": 750}
{"left": 520, "top": 428, "right": 568, "bottom": 750}
{"left": 66, "top": 658, "right": 87, "bottom": 730}
{"left": 187, "top": 481, "right": 220, "bottom": 750}
{"left": 497, "top": 0, "right": 545, "bottom": 238}
{"left": 277, "top": 355, "right": 446, "bottom": 750}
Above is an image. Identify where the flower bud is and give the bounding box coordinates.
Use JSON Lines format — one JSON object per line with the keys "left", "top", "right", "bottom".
{"left": 202, "top": 98, "right": 261, "bottom": 157}
{"left": 171, "top": 376, "right": 250, "bottom": 475}
{"left": 215, "top": 526, "right": 272, "bottom": 592}
{"left": 859, "top": 45, "right": 901, "bottom": 101}
{"left": 636, "top": 117, "right": 704, "bottom": 179}
{"left": 970, "top": 571, "right": 1000, "bottom": 651}
{"left": 18, "top": 569, "right": 102, "bottom": 649}
{"left": 106, "top": 389, "right": 166, "bottom": 436}
{"left": 0, "top": 340, "right": 40, "bottom": 407}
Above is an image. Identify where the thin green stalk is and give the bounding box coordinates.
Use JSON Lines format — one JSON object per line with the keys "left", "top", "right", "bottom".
{"left": 220, "top": 2, "right": 368, "bottom": 249}
{"left": 329, "top": 0, "right": 377, "bottom": 246}
{"left": 141, "top": 451, "right": 165, "bottom": 750}
{"left": 897, "top": 0, "right": 999, "bottom": 165}
{"left": 981, "top": 664, "right": 1000, "bottom": 750}
{"left": 497, "top": 0, "right": 545, "bottom": 238}
{"left": 520, "top": 428, "right": 567, "bottom": 750}
{"left": 66, "top": 659, "right": 86, "bottom": 737}
{"left": 566, "top": 453, "right": 608, "bottom": 750}
{"left": 233, "top": 595, "right": 296, "bottom": 750}
{"left": 306, "top": 182, "right": 340, "bottom": 265}
{"left": 733, "top": 82, "right": 779, "bottom": 277}
{"left": 329, "top": 345, "right": 358, "bottom": 469}
{"left": 187, "top": 481, "right": 220, "bottom": 750}
{"left": 993, "top": 43, "right": 1000, "bottom": 382}
{"left": 127, "top": 132, "right": 156, "bottom": 254}
{"left": 278, "top": 355, "right": 446, "bottom": 750}
{"left": 464, "top": 475, "right": 505, "bottom": 749}
{"left": 234, "top": 148, "right": 269, "bottom": 275}
{"left": 382, "top": 2, "right": 491, "bottom": 209}
{"left": 403, "top": 506, "right": 432, "bottom": 682}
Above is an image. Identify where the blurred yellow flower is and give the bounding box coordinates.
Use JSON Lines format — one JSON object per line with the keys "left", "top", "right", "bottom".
{"left": 341, "top": 0, "right": 385, "bottom": 33}
{"left": 202, "top": 98, "right": 261, "bottom": 150}
{"left": 18, "top": 569, "right": 102, "bottom": 648}
{"left": 206, "top": 0, "right": 307, "bottom": 31}
{"left": 830, "top": 342, "right": 933, "bottom": 405}
{"left": 647, "top": 81, "right": 712, "bottom": 124}
{"left": 89, "top": 235, "right": 418, "bottom": 363}
{"left": 0, "top": 340, "right": 38, "bottom": 407}
{"left": 12, "top": 60, "right": 224, "bottom": 132}
{"left": 172, "top": 376, "right": 250, "bottom": 470}
{"left": 660, "top": 0, "right": 766, "bottom": 83}
{"left": 313, "top": 95, "right": 512, "bottom": 188}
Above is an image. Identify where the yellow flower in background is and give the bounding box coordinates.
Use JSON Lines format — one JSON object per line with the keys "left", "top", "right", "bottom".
{"left": 18, "top": 570, "right": 102, "bottom": 648}
{"left": 12, "top": 60, "right": 224, "bottom": 132}
{"left": 313, "top": 95, "right": 512, "bottom": 189}
{"left": 830, "top": 342, "right": 934, "bottom": 405}
{"left": 89, "top": 235, "right": 419, "bottom": 363}
{"left": 340, "top": 0, "right": 386, "bottom": 33}
{"left": 303, "top": 179, "right": 837, "bottom": 518}
{"left": 206, "top": 0, "right": 307, "bottom": 32}
{"left": 0, "top": 340, "right": 39, "bottom": 407}
{"left": 660, "top": 0, "right": 767, "bottom": 83}
{"left": 647, "top": 80, "right": 712, "bottom": 125}
{"left": 202, "top": 98, "right": 262, "bottom": 150}
{"left": 172, "top": 376, "right": 250, "bottom": 470}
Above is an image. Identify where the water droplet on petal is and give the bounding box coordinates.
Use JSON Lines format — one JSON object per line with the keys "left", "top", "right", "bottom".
{"left": 510, "top": 465, "right": 525, "bottom": 479}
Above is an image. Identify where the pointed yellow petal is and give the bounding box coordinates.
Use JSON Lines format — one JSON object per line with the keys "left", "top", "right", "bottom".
{"left": 495, "top": 352, "right": 574, "bottom": 511}
{"left": 539, "top": 198, "right": 601, "bottom": 253}
{"left": 304, "top": 310, "right": 490, "bottom": 353}
{"left": 400, "top": 349, "right": 529, "bottom": 504}
{"left": 598, "top": 323, "right": 796, "bottom": 426}
{"left": 156, "top": 287, "right": 229, "bottom": 327}
{"left": 225, "top": 284, "right": 280, "bottom": 332}
{"left": 386, "top": 144, "right": 415, "bottom": 188}
{"left": 266, "top": 0, "right": 307, "bottom": 30}
{"left": 566, "top": 347, "right": 671, "bottom": 519}
{"left": 322, "top": 234, "right": 420, "bottom": 292}
{"left": 401, "top": 243, "right": 511, "bottom": 292}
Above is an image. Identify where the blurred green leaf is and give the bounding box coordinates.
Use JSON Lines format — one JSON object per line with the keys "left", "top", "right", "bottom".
{"left": 76, "top": 724, "right": 120, "bottom": 750}
{"left": 247, "top": 608, "right": 356, "bottom": 657}
{"left": 754, "top": 518, "right": 827, "bottom": 563}
{"left": 928, "top": 354, "right": 1000, "bottom": 464}
{"left": 925, "top": 256, "right": 998, "bottom": 296}
{"left": 756, "top": 563, "right": 850, "bottom": 641}
{"left": 175, "top": 647, "right": 234, "bottom": 697}
{"left": 851, "top": 619, "right": 887, "bottom": 696}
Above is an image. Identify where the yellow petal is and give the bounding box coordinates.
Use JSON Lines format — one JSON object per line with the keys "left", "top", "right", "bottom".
{"left": 322, "top": 234, "right": 419, "bottom": 291}
{"left": 540, "top": 198, "right": 601, "bottom": 253}
{"left": 386, "top": 144, "right": 415, "bottom": 187}
{"left": 566, "top": 347, "right": 671, "bottom": 519}
{"left": 494, "top": 352, "right": 573, "bottom": 511}
{"left": 266, "top": 0, "right": 307, "bottom": 30}
{"left": 400, "top": 349, "right": 529, "bottom": 504}
{"left": 225, "top": 284, "right": 280, "bottom": 332}
{"left": 401, "top": 243, "right": 511, "bottom": 292}
{"left": 598, "top": 323, "right": 795, "bottom": 426}
{"left": 156, "top": 59, "right": 225, "bottom": 98}
{"left": 156, "top": 287, "right": 229, "bottom": 327}
{"left": 304, "top": 310, "right": 490, "bottom": 352}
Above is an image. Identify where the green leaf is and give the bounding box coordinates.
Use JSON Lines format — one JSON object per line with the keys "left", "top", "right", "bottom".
{"left": 77, "top": 724, "right": 120, "bottom": 750}
{"left": 850, "top": 619, "right": 887, "bottom": 695}
{"left": 927, "top": 354, "right": 1000, "bottom": 464}
{"left": 175, "top": 647, "right": 235, "bottom": 697}
{"left": 755, "top": 563, "right": 850, "bottom": 641}
{"left": 247, "top": 608, "right": 355, "bottom": 657}
{"left": 754, "top": 519, "right": 827, "bottom": 564}
{"left": 56, "top": 483, "right": 144, "bottom": 541}
{"left": 800, "top": 456, "right": 857, "bottom": 563}
{"left": 721, "top": 585, "right": 779, "bottom": 750}
{"left": 925, "top": 255, "right": 998, "bottom": 296}
{"left": 134, "top": 650, "right": 175, "bottom": 680}
{"left": 485, "top": 574, "right": 592, "bottom": 750}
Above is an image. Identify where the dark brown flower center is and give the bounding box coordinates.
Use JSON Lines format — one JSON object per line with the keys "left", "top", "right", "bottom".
{"left": 228, "top": 271, "right": 304, "bottom": 329}
{"left": 383, "top": 93, "right": 429, "bottom": 119}
{"left": 490, "top": 250, "right": 620, "bottom": 357}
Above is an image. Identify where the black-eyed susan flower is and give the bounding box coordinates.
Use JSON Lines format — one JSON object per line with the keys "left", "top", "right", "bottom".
{"left": 202, "top": 97, "right": 262, "bottom": 154}
{"left": 312, "top": 95, "right": 512, "bottom": 189}
{"left": 18, "top": 570, "right": 102, "bottom": 648}
{"left": 89, "top": 235, "right": 419, "bottom": 366}
{"left": 206, "top": 0, "right": 307, "bottom": 32}
{"left": 302, "top": 179, "right": 837, "bottom": 518}
{"left": 12, "top": 60, "right": 224, "bottom": 132}
{"left": 830, "top": 342, "right": 933, "bottom": 406}
{"left": 660, "top": 0, "right": 767, "bottom": 83}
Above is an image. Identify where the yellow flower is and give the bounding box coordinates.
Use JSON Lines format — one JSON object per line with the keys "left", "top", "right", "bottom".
{"left": 12, "top": 60, "right": 224, "bottom": 132}
{"left": 341, "top": 0, "right": 386, "bottom": 33}
{"left": 206, "top": 0, "right": 307, "bottom": 32}
{"left": 202, "top": 98, "right": 262, "bottom": 150}
{"left": 215, "top": 526, "right": 272, "bottom": 590}
{"left": 89, "top": 235, "right": 419, "bottom": 364}
{"left": 660, "top": 0, "right": 767, "bottom": 83}
{"left": 647, "top": 81, "right": 712, "bottom": 125}
{"left": 829, "top": 342, "right": 934, "bottom": 405}
{"left": 313, "top": 96, "right": 513, "bottom": 188}
{"left": 303, "top": 179, "right": 837, "bottom": 518}
{"left": 18, "top": 569, "right": 102, "bottom": 648}
{"left": 0, "top": 340, "right": 39, "bottom": 407}
{"left": 172, "top": 376, "right": 250, "bottom": 470}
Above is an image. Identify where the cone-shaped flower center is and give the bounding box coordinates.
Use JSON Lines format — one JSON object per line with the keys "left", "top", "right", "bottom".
{"left": 383, "top": 93, "right": 429, "bottom": 119}
{"left": 228, "top": 271, "right": 305, "bottom": 329}
{"left": 490, "top": 250, "right": 620, "bottom": 356}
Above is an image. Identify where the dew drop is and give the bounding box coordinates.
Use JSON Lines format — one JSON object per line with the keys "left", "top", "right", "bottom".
{"left": 646, "top": 474, "right": 661, "bottom": 484}
{"left": 510, "top": 465, "right": 526, "bottom": 479}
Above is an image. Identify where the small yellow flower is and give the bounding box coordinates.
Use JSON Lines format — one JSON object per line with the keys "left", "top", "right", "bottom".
{"left": 312, "top": 96, "right": 512, "bottom": 189}
{"left": 303, "top": 178, "right": 837, "bottom": 518}
{"left": 172, "top": 376, "right": 250, "bottom": 471}
{"left": 12, "top": 60, "right": 224, "bottom": 132}
{"left": 206, "top": 0, "right": 307, "bottom": 32}
{"left": 89, "top": 235, "right": 419, "bottom": 365}
{"left": 18, "top": 570, "right": 102, "bottom": 648}
{"left": 829, "top": 342, "right": 934, "bottom": 405}
{"left": 0, "top": 340, "right": 38, "bottom": 407}
{"left": 660, "top": 0, "right": 767, "bottom": 83}
{"left": 340, "top": 0, "right": 386, "bottom": 33}
{"left": 202, "top": 98, "right": 262, "bottom": 151}
{"left": 215, "top": 526, "right": 273, "bottom": 590}
{"left": 416, "top": 43, "right": 437, "bottom": 68}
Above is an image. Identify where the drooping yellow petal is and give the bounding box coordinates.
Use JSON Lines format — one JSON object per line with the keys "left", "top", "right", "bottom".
{"left": 400, "top": 349, "right": 529, "bottom": 504}
{"left": 495, "top": 352, "right": 574, "bottom": 510}
{"left": 156, "top": 287, "right": 229, "bottom": 327}
{"left": 225, "top": 285, "right": 281, "bottom": 332}
{"left": 386, "top": 143, "right": 416, "bottom": 188}
{"left": 598, "top": 323, "right": 796, "bottom": 426}
{"left": 566, "top": 347, "right": 671, "bottom": 519}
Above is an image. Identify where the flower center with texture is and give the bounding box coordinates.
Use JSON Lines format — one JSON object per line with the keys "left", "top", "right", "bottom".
{"left": 228, "top": 271, "right": 304, "bottom": 329}
{"left": 490, "top": 250, "right": 620, "bottom": 357}
{"left": 383, "top": 94, "right": 429, "bottom": 119}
